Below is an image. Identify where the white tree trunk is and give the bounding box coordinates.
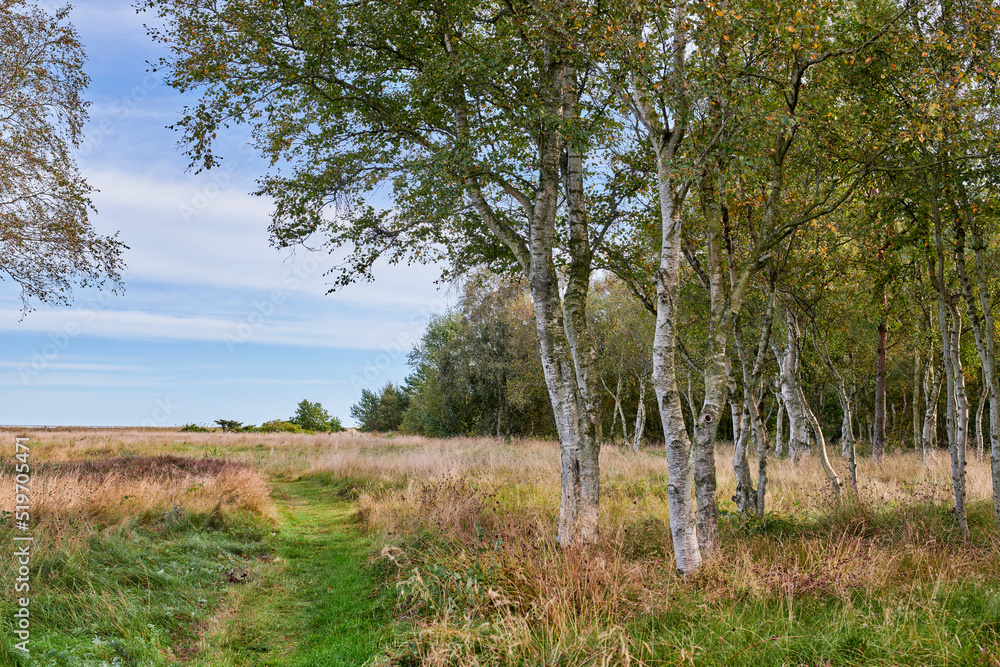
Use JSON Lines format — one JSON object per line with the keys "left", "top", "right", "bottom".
{"left": 732, "top": 289, "right": 777, "bottom": 516}
{"left": 913, "top": 351, "right": 922, "bottom": 452}
{"left": 774, "top": 308, "right": 809, "bottom": 461}
{"left": 604, "top": 376, "right": 619, "bottom": 443}
{"left": 650, "top": 148, "right": 701, "bottom": 574}
{"left": 977, "top": 387, "right": 986, "bottom": 462}
{"left": 922, "top": 356, "right": 941, "bottom": 463}
{"left": 468, "top": 61, "right": 599, "bottom": 548}
{"left": 953, "top": 207, "right": 1000, "bottom": 522}
{"left": 775, "top": 393, "right": 785, "bottom": 457}
{"left": 801, "top": 384, "right": 842, "bottom": 496}
{"left": 632, "top": 376, "right": 647, "bottom": 452}
{"left": 929, "top": 187, "right": 968, "bottom": 537}
{"left": 727, "top": 356, "right": 742, "bottom": 445}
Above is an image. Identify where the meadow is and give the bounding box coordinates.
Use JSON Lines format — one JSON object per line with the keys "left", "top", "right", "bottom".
{"left": 2, "top": 428, "right": 999, "bottom": 666}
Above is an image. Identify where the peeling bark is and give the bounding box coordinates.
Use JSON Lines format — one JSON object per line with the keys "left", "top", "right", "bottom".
{"left": 632, "top": 7, "right": 702, "bottom": 574}
{"left": 559, "top": 65, "right": 599, "bottom": 545}
{"left": 651, "top": 173, "right": 701, "bottom": 572}
{"left": 952, "top": 197, "right": 1000, "bottom": 524}
{"left": 774, "top": 307, "right": 809, "bottom": 462}
{"left": 928, "top": 184, "right": 969, "bottom": 537}
{"left": 467, "top": 60, "right": 598, "bottom": 548}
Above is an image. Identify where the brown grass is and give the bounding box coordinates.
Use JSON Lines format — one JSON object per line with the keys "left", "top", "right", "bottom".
{"left": 4, "top": 428, "right": 998, "bottom": 665}
{"left": 0, "top": 439, "right": 274, "bottom": 561}
{"left": 333, "top": 437, "right": 999, "bottom": 666}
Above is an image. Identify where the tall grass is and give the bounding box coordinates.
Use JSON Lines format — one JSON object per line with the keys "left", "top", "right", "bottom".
{"left": 4, "top": 428, "right": 999, "bottom": 665}
{"left": 296, "top": 437, "right": 1000, "bottom": 666}
{"left": 0, "top": 441, "right": 276, "bottom": 666}
{"left": 0, "top": 454, "right": 272, "bottom": 558}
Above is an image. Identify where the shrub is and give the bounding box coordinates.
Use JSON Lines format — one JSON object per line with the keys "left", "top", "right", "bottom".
{"left": 179, "top": 423, "right": 211, "bottom": 432}
{"left": 215, "top": 419, "right": 246, "bottom": 432}
{"left": 258, "top": 420, "right": 303, "bottom": 433}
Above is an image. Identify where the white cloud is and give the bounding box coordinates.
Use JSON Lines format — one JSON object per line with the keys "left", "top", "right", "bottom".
{"left": 0, "top": 361, "right": 147, "bottom": 372}
{"left": 0, "top": 297, "right": 446, "bottom": 350}
{"left": 85, "top": 168, "right": 448, "bottom": 304}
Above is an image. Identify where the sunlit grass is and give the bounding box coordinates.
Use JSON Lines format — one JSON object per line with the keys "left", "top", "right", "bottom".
{"left": 2, "top": 428, "right": 998, "bottom": 665}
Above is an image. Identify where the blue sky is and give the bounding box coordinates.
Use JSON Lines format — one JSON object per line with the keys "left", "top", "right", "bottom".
{"left": 0, "top": 1, "right": 450, "bottom": 426}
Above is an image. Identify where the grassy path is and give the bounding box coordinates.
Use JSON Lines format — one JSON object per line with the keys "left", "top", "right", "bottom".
{"left": 189, "top": 478, "right": 390, "bottom": 666}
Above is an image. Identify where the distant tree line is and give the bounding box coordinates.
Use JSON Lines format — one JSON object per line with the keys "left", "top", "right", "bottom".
{"left": 183, "top": 400, "right": 344, "bottom": 433}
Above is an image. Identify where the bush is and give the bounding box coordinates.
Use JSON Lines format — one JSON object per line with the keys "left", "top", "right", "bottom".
{"left": 258, "top": 420, "right": 303, "bottom": 433}
{"left": 215, "top": 419, "right": 248, "bottom": 432}
{"left": 179, "top": 423, "right": 211, "bottom": 432}
{"left": 289, "top": 399, "right": 342, "bottom": 432}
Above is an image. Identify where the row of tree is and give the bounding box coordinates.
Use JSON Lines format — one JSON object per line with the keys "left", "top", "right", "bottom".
{"left": 355, "top": 274, "right": 991, "bottom": 466}
{"left": 146, "top": 0, "right": 1000, "bottom": 575}
{"left": 203, "top": 400, "right": 344, "bottom": 432}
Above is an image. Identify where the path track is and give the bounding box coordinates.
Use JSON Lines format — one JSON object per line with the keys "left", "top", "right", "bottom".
{"left": 188, "top": 479, "right": 388, "bottom": 666}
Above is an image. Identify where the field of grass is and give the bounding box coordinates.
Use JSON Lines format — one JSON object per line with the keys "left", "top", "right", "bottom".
{"left": 2, "top": 428, "right": 999, "bottom": 665}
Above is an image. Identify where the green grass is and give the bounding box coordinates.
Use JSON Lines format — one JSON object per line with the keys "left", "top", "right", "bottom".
{"left": 0, "top": 508, "right": 272, "bottom": 667}
{"left": 368, "top": 478, "right": 1000, "bottom": 666}
{"left": 9, "top": 435, "right": 1000, "bottom": 666}
{"left": 0, "top": 477, "right": 392, "bottom": 667}
{"left": 188, "top": 477, "right": 393, "bottom": 666}
{"left": 382, "top": 535, "right": 1000, "bottom": 666}
{"left": 622, "top": 583, "right": 1000, "bottom": 666}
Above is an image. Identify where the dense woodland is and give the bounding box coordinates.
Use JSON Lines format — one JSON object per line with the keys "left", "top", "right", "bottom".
{"left": 144, "top": 0, "right": 1000, "bottom": 574}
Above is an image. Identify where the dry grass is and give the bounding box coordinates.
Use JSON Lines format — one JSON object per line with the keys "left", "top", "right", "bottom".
{"left": 5, "top": 428, "right": 999, "bottom": 665}
{"left": 0, "top": 444, "right": 273, "bottom": 563}
{"left": 327, "top": 437, "right": 999, "bottom": 666}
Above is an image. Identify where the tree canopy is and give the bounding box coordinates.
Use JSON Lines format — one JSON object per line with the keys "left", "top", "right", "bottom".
{"left": 143, "top": 0, "right": 1000, "bottom": 573}
{"left": 1, "top": 0, "right": 125, "bottom": 310}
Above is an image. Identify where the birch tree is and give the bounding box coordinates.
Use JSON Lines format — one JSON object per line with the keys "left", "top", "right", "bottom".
{"left": 0, "top": 0, "right": 125, "bottom": 310}
{"left": 874, "top": 0, "right": 1000, "bottom": 530}
{"left": 142, "top": 0, "right": 627, "bottom": 545}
